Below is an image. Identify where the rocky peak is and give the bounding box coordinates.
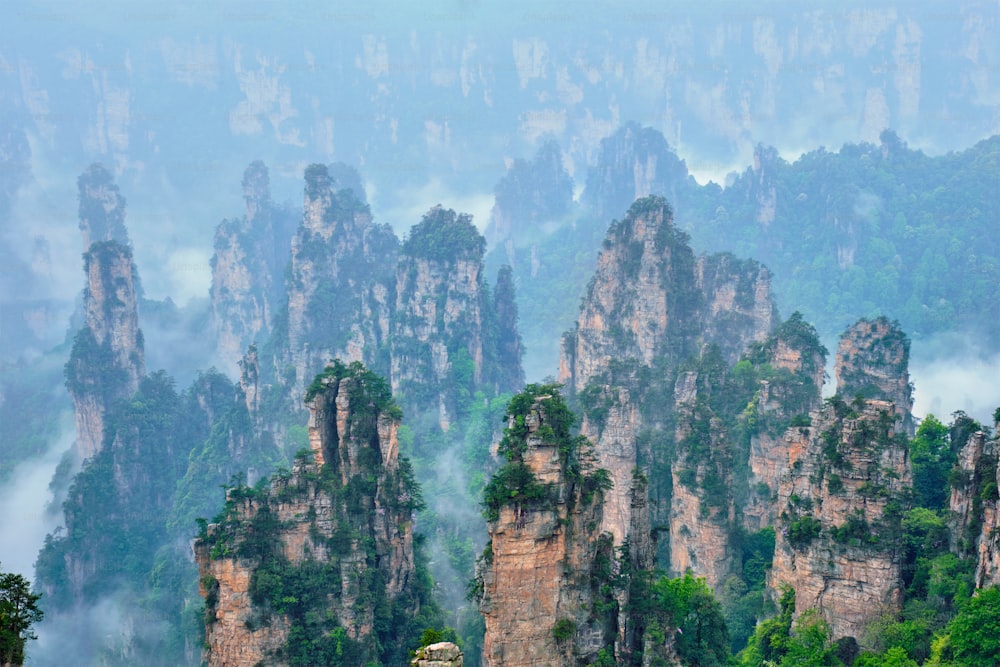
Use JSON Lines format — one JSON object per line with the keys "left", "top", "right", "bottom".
{"left": 947, "top": 426, "right": 1000, "bottom": 591}
{"left": 559, "top": 196, "right": 779, "bottom": 550}
{"left": 769, "top": 395, "right": 912, "bottom": 643}
{"left": 581, "top": 123, "right": 690, "bottom": 223}
{"left": 285, "top": 163, "right": 398, "bottom": 389}
{"left": 493, "top": 264, "right": 525, "bottom": 394}
{"left": 211, "top": 161, "right": 297, "bottom": 369}
{"left": 65, "top": 240, "right": 144, "bottom": 460}
{"left": 196, "top": 361, "right": 424, "bottom": 666}
{"left": 835, "top": 316, "right": 913, "bottom": 434}
{"left": 477, "top": 386, "right": 614, "bottom": 666}
{"left": 241, "top": 159, "right": 269, "bottom": 221}
{"left": 391, "top": 206, "right": 491, "bottom": 430}
{"left": 489, "top": 139, "right": 572, "bottom": 243}
{"left": 77, "top": 163, "right": 129, "bottom": 248}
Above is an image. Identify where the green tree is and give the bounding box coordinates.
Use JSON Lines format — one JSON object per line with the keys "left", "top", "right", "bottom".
{"left": 0, "top": 565, "right": 44, "bottom": 666}
{"left": 910, "top": 414, "right": 953, "bottom": 509}
{"left": 947, "top": 586, "right": 1000, "bottom": 666}
{"left": 779, "top": 609, "right": 842, "bottom": 667}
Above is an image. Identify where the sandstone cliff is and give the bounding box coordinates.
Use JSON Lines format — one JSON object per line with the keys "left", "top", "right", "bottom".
{"left": 560, "top": 196, "right": 779, "bottom": 546}
{"left": 77, "top": 163, "right": 130, "bottom": 248}
{"left": 581, "top": 123, "right": 692, "bottom": 225}
{"left": 948, "top": 428, "right": 1000, "bottom": 589}
{"left": 477, "top": 386, "right": 615, "bottom": 667}
{"left": 392, "top": 206, "right": 523, "bottom": 431}
{"left": 65, "top": 165, "right": 145, "bottom": 460}
{"left": 764, "top": 319, "right": 917, "bottom": 643}
{"left": 211, "top": 161, "right": 296, "bottom": 369}
{"left": 65, "top": 240, "right": 144, "bottom": 460}
{"left": 195, "top": 361, "right": 428, "bottom": 667}
{"left": 835, "top": 316, "right": 914, "bottom": 435}
{"left": 769, "top": 396, "right": 911, "bottom": 643}
{"left": 284, "top": 164, "right": 398, "bottom": 390}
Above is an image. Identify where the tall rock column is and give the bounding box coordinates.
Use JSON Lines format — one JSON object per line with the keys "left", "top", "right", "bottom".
{"left": 769, "top": 318, "right": 914, "bottom": 643}
{"left": 65, "top": 242, "right": 144, "bottom": 459}
{"left": 284, "top": 164, "right": 398, "bottom": 389}
{"left": 835, "top": 316, "right": 914, "bottom": 435}
{"left": 66, "top": 164, "right": 144, "bottom": 460}
{"left": 210, "top": 161, "right": 282, "bottom": 368}
{"left": 559, "top": 196, "right": 779, "bottom": 546}
{"left": 477, "top": 386, "right": 615, "bottom": 666}
{"left": 391, "top": 206, "right": 491, "bottom": 431}
{"left": 195, "top": 362, "right": 424, "bottom": 667}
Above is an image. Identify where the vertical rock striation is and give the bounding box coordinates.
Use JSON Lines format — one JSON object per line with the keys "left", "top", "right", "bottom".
{"left": 392, "top": 206, "right": 522, "bottom": 430}
{"left": 211, "top": 161, "right": 294, "bottom": 369}
{"left": 835, "top": 316, "right": 914, "bottom": 435}
{"left": 195, "top": 362, "right": 426, "bottom": 667}
{"left": 284, "top": 164, "right": 398, "bottom": 389}
{"left": 65, "top": 165, "right": 144, "bottom": 460}
{"left": 477, "top": 386, "right": 615, "bottom": 667}
{"left": 559, "top": 196, "right": 779, "bottom": 547}
{"left": 767, "top": 319, "right": 915, "bottom": 643}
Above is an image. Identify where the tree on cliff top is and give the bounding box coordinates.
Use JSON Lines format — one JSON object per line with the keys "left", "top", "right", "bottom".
{"left": 0, "top": 565, "right": 44, "bottom": 666}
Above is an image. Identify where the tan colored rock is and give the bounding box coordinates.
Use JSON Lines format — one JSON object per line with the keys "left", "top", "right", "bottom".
{"left": 196, "top": 365, "right": 417, "bottom": 666}
{"left": 68, "top": 241, "right": 144, "bottom": 460}
{"left": 770, "top": 399, "right": 911, "bottom": 643}
{"left": 479, "top": 393, "right": 611, "bottom": 667}
{"left": 413, "top": 641, "right": 464, "bottom": 666}
{"left": 835, "top": 317, "right": 913, "bottom": 435}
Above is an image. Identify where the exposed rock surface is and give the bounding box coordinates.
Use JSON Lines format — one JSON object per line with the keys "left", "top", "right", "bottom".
{"left": 65, "top": 165, "right": 145, "bottom": 460}
{"left": 65, "top": 240, "right": 144, "bottom": 460}
{"left": 284, "top": 164, "right": 398, "bottom": 390}
{"left": 412, "top": 641, "right": 464, "bottom": 667}
{"left": 770, "top": 397, "right": 911, "bottom": 643}
{"left": 478, "top": 389, "right": 614, "bottom": 667}
{"left": 948, "top": 429, "right": 1000, "bottom": 589}
{"left": 559, "top": 196, "right": 779, "bottom": 545}
{"left": 77, "top": 163, "right": 130, "bottom": 248}
{"left": 751, "top": 319, "right": 918, "bottom": 644}
{"left": 195, "top": 362, "right": 422, "bottom": 667}
{"left": 835, "top": 316, "right": 914, "bottom": 435}
{"left": 211, "top": 161, "right": 295, "bottom": 369}
{"left": 581, "top": 122, "right": 692, "bottom": 224}
{"left": 392, "top": 206, "right": 522, "bottom": 430}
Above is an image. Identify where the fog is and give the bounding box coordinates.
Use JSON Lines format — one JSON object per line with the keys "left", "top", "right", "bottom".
{"left": 2, "top": 0, "right": 999, "bottom": 663}
{"left": 0, "top": 422, "right": 71, "bottom": 578}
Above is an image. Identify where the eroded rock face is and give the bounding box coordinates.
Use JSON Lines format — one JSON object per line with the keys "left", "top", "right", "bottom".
{"left": 211, "top": 162, "right": 293, "bottom": 370}
{"left": 478, "top": 391, "right": 614, "bottom": 667}
{"left": 835, "top": 317, "right": 914, "bottom": 435}
{"left": 77, "top": 163, "right": 129, "bottom": 248}
{"left": 559, "top": 196, "right": 779, "bottom": 547}
{"left": 770, "top": 398, "right": 911, "bottom": 643}
{"left": 66, "top": 240, "right": 144, "bottom": 460}
{"left": 196, "top": 363, "right": 420, "bottom": 667}
{"left": 413, "top": 642, "right": 464, "bottom": 667}
{"left": 392, "top": 206, "right": 522, "bottom": 430}
{"left": 948, "top": 430, "right": 1000, "bottom": 589}
{"left": 284, "top": 164, "right": 398, "bottom": 390}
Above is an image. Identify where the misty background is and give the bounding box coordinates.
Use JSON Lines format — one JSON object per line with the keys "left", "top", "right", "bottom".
{"left": 1, "top": 0, "right": 999, "bottom": 662}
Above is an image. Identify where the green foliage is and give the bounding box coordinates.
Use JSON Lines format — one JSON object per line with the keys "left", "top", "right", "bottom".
{"left": 402, "top": 206, "right": 485, "bottom": 263}
{"left": 946, "top": 586, "right": 1000, "bottom": 666}
{"left": 484, "top": 384, "right": 610, "bottom": 521}
{"left": 481, "top": 462, "right": 551, "bottom": 522}
{"left": 628, "top": 571, "right": 730, "bottom": 667}
{"left": 0, "top": 564, "right": 44, "bottom": 666}
{"left": 784, "top": 514, "right": 822, "bottom": 549}
{"left": 778, "top": 608, "right": 842, "bottom": 667}
{"left": 911, "top": 414, "right": 954, "bottom": 509}
{"left": 737, "top": 585, "right": 795, "bottom": 666}
{"left": 551, "top": 618, "right": 576, "bottom": 643}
